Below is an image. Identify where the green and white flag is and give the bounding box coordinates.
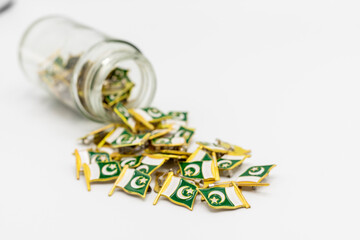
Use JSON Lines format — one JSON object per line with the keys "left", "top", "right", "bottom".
{"left": 236, "top": 165, "right": 276, "bottom": 183}
{"left": 153, "top": 173, "right": 198, "bottom": 210}
{"left": 102, "top": 68, "right": 134, "bottom": 95}
{"left": 179, "top": 161, "right": 215, "bottom": 180}
{"left": 151, "top": 135, "right": 186, "bottom": 147}
{"left": 83, "top": 162, "right": 121, "bottom": 191}
{"left": 136, "top": 155, "right": 168, "bottom": 175}
{"left": 113, "top": 103, "right": 137, "bottom": 132}
{"left": 217, "top": 154, "right": 250, "bottom": 170}
{"left": 131, "top": 107, "right": 167, "bottom": 122}
{"left": 198, "top": 184, "right": 250, "bottom": 209}
{"left": 104, "top": 91, "right": 129, "bottom": 106}
{"left": 186, "top": 147, "right": 212, "bottom": 162}
{"left": 101, "top": 127, "right": 149, "bottom": 148}
{"left": 168, "top": 111, "right": 188, "bottom": 122}
{"left": 151, "top": 125, "right": 193, "bottom": 147}
{"left": 149, "top": 128, "right": 172, "bottom": 140}
{"left": 162, "top": 111, "right": 188, "bottom": 127}
{"left": 173, "top": 126, "right": 195, "bottom": 144}
{"left": 109, "top": 166, "right": 151, "bottom": 198}
{"left": 118, "top": 155, "right": 142, "bottom": 169}
{"left": 75, "top": 149, "right": 112, "bottom": 179}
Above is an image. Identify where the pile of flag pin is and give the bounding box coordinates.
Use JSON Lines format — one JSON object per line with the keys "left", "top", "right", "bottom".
{"left": 39, "top": 56, "right": 134, "bottom": 110}
{"left": 75, "top": 105, "right": 276, "bottom": 211}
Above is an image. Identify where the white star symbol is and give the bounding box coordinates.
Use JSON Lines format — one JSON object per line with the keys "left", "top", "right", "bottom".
{"left": 139, "top": 177, "right": 148, "bottom": 184}
{"left": 108, "top": 164, "right": 117, "bottom": 170}
{"left": 210, "top": 196, "right": 219, "bottom": 204}
{"left": 186, "top": 188, "right": 194, "bottom": 195}
{"left": 222, "top": 163, "right": 230, "bottom": 168}
{"left": 185, "top": 169, "right": 193, "bottom": 176}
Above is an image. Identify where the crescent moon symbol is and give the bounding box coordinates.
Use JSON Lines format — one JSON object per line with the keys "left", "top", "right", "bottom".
{"left": 120, "top": 158, "right": 137, "bottom": 167}
{"left": 217, "top": 160, "right": 233, "bottom": 168}
{"left": 184, "top": 164, "right": 200, "bottom": 176}
{"left": 90, "top": 154, "right": 99, "bottom": 164}
{"left": 176, "top": 186, "right": 192, "bottom": 200}
{"left": 130, "top": 176, "right": 146, "bottom": 189}
{"left": 116, "top": 134, "right": 136, "bottom": 144}
{"left": 208, "top": 190, "right": 226, "bottom": 204}
{"left": 248, "top": 167, "right": 265, "bottom": 176}
{"left": 147, "top": 109, "right": 162, "bottom": 118}
{"left": 101, "top": 164, "right": 118, "bottom": 176}
{"left": 136, "top": 165, "right": 150, "bottom": 173}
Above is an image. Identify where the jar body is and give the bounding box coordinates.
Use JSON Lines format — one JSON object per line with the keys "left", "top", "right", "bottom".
{"left": 19, "top": 16, "right": 156, "bottom": 122}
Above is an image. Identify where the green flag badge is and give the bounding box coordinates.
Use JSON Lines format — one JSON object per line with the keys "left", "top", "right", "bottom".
{"left": 75, "top": 149, "right": 112, "bottom": 180}
{"left": 129, "top": 107, "right": 168, "bottom": 130}
{"left": 109, "top": 165, "right": 151, "bottom": 198}
{"left": 198, "top": 182, "right": 250, "bottom": 210}
{"left": 236, "top": 165, "right": 276, "bottom": 183}
{"left": 151, "top": 135, "right": 186, "bottom": 147}
{"left": 83, "top": 162, "right": 121, "bottom": 191}
{"left": 153, "top": 172, "right": 198, "bottom": 210}
{"left": 148, "top": 128, "right": 172, "bottom": 140}
{"left": 161, "top": 111, "right": 188, "bottom": 129}
{"left": 217, "top": 153, "right": 250, "bottom": 170}
{"left": 113, "top": 103, "right": 137, "bottom": 133}
{"left": 102, "top": 68, "right": 134, "bottom": 95}
{"left": 173, "top": 126, "right": 195, "bottom": 144}
{"left": 118, "top": 155, "right": 142, "bottom": 169}
{"left": 136, "top": 155, "right": 168, "bottom": 175}
{"left": 179, "top": 160, "right": 216, "bottom": 180}
{"left": 168, "top": 111, "right": 187, "bottom": 122}
{"left": 99, "top": 126, "right": 150, "bottom": 148}
{"left": 104, "top": 91, "right": 129, "bottom": 106}
{"left": 186, "top": 147, "right": 212, "bottom": 162}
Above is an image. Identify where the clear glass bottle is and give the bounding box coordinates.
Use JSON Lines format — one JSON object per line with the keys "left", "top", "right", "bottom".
{"left": 19, "top": 16, "right": 156, "bottom": 123}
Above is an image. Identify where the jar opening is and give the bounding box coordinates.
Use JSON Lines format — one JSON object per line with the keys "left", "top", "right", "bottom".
{"left": 71, "top": 40, "right": 156, "bottom": 123}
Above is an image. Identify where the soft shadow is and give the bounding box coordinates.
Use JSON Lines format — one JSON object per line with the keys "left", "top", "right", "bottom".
{"left": 23, "top": 88, "right": 91, "bottom": 126}
{"left": 0, "top": 0, "right": 14, "bottom": 15}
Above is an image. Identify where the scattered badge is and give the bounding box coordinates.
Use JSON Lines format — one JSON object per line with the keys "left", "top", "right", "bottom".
{"left": 186, "top": 147, "right": 212, "bottom": 162}
{"left": 118, "top": 155, "right": 142, "bottom": 169}
{"left": 109, "top": 165, "right": 151, "bottom": 198}
{"left": 198, "top": 182, "right": 250, "bottom": 210}
{"left": 75, "top": 149, "right": 112, "bottom": 180}
{"left": 83, "top": 162, "right": 121, "bottom": 191}
{"left": 99, "top": 126, "right": 150, "bottom": 148}
{"left": 136, "top": 155, "right": 168, "bottom": 175}
{"left": 153, "top": 172, "right": 198, "bottom": 210}
{"left": 129, "top": 107, "right": 168, "bottom": 130}
{"left": 179, "top": 161, "right": 216, "bottom": 181}
{"left": 236, "top": 165, "right": 276, "bottom": 183}
{"left": 70, "top": 86, "right": 276, "bottom": 211}
{"left": 113, "top": 103, "right": 137, "bottom": 133}
{"left": 217, "top": 154, "right": 250, "bottom": 171}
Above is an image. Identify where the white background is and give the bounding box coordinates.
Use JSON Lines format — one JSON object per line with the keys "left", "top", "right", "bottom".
{"left": 1, "top": 0, "right": 359, "bottom": 239}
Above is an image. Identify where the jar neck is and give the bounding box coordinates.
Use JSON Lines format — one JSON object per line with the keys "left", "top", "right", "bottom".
{"left": 71, "top": 40, "right": 156, "bottom": 123}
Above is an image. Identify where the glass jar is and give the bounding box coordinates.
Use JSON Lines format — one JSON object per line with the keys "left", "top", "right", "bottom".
{"left": 19, "top": 16, "right": 156, "bottom": 123}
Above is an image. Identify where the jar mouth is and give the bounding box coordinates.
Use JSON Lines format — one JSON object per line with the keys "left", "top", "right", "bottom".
{"left": 71, "top": 40, "right": 156, "bottom": 123}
